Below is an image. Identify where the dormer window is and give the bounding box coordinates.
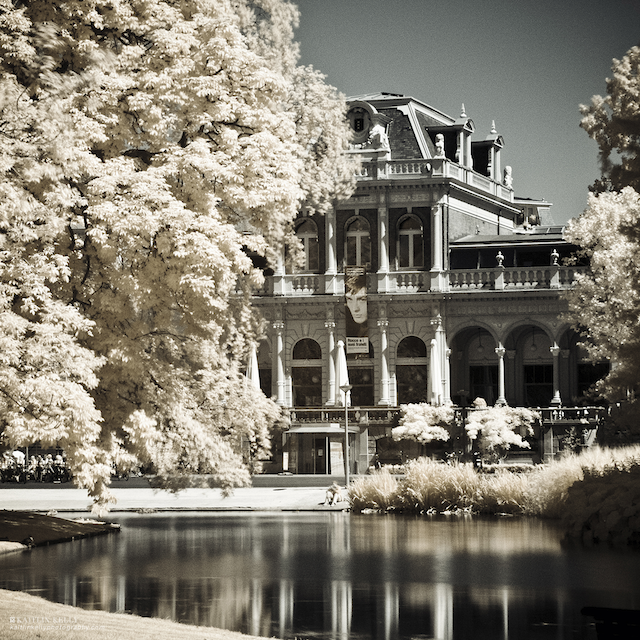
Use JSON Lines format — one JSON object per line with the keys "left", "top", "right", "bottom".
{"left": 347, "top": 107, "right": 372, "bottom": 145}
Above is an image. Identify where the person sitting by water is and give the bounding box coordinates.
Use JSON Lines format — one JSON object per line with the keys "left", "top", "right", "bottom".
{"left": 324, "top": 482, "right": 344, "bottom": 506}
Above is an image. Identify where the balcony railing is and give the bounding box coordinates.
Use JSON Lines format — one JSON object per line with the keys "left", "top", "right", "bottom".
{"left": 288, "top": 406, "right": 606, "bottom": 428}
{"left": 251, "top": 266, "right": 584, "bottom": 297}
{"left": 538, "top": 407, "right": 606, "bottom": 425}
{"left": 355, "top": 157, "right": 513, "bottom": 202}
{"left": 290, "top": 407, "right": 400, "bottom": 425}
{"left": 448, "top": 266, "right": 580, "bottom": 291}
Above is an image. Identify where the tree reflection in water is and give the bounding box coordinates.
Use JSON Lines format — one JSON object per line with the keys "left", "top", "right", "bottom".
{"left": 1, "top": 513, "right": 640, "bottom": 639}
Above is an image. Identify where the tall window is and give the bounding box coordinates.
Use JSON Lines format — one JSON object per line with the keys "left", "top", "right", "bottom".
{"left": 468, "top": 330, "right": 498, "bottom": 405}
{"left": 345, "top": 217, "right": 371, "bottom": 268}
{"left": 292, "top": 339, "right": 322, "bottom": 407}
{"left": 524, "top": 365, "right": 553, "bottom": 407}
{"left": 398, "top": 216, "right": 424, "bottom": 268}
{"left": 470, "top": 366, "right": 498, "bottom": 406}
{"left": 396, "top": 336, "right": 428, "bottom": 404}
{"left": 348, "top": 341, "right": 375, "bottom": 406}
{"left": 295, "top": 219, "right": 319, "bottom": 272}
{"left": 522, "top": 328, "right": 552, "bottom": 407}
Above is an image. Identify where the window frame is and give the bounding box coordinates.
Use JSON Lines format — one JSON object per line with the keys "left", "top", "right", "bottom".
{"left": 397, "top": 214, "right": 424, "bottom": 269}
{"left": 345, "top": 216, "right": 371, "bottom": 269}
{"left": 294, "top": 218, "right": 320, "bottom": 273}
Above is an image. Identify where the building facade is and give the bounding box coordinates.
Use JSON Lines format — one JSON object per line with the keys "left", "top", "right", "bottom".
{"left": 252, "top": 93, "right": 604, "bottom": 475}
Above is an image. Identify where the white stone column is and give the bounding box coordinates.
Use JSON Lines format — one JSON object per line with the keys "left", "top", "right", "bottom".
{"left": 377, "top": 206, "right": 390, "bottom": 293}
{"left": 550, "top": 344, "right": 562, "bottom": 406}
{"left": 436, "top": 320, "right": 448, "bottom": 405}
{"left": 429, "top": 314, "right": 448, "bottom": 405}
{"left": 326, "top": 208, "right": 337, "bottom": 274}
{"left": 272, "top": 247, "right": 286, "bottom": 295}
{"left": 495, "top": 344, "right": 506, "bottom": 405}
{"left": 325, "top": 208, "right": 338, "bottom": 294}
{"left": 378, "top": 318, "right": 390, "bottom": 405}
{"left": 273, "top": 321, "right": 286, "bottom": 406}
{"left": 325, "top": 320, "right": 336, "bottom": 406}
{"left": 444, "top": 348, "right": 452, "bottom": 405}
{"left": 430, "top": 202, "right": 445, "bottom": 291}
{"left": 428, "top": 338, "right": 437, "bottom": 404}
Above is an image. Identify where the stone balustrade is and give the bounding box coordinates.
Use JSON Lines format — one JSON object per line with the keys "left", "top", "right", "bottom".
{"left": 355, "top": 157, "right": 513, "bottom": 202}
{"left": 449, "top": 266, "right": 580, "bottom": 291}
{"left": 251, "top": 266, "right": 584, "bottom": 296}
{"left": 290, "top": 407, "right": 399, "bottom": 424}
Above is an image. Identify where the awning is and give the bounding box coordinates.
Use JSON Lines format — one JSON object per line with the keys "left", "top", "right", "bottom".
{"left": 286, "top": 423, "right": 360, "bottom": 434}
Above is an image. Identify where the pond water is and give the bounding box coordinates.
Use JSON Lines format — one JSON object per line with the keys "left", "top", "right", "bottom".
{"left": 1, "top": 512, "right": 640, "bottom": 639}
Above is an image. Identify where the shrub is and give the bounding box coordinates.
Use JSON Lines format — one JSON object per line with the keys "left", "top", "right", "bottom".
{"left": 466, "top": 405, "right": 539, "bottom": 460}
{"left": 392, "top": 403, "right": 454, "bottom": 444}
{"left": 348, "top": 445, "right": 640, "bottom": 539}
{"left": 350, "top": 469, "right": 401, "bottom": 513}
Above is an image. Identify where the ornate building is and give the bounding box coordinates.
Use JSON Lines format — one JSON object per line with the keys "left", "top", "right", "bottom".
{"left": 252, "top": 93, "right": 605, "bottom": 475}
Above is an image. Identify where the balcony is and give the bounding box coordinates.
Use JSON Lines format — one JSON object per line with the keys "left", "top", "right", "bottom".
{"left": 448, "top": 265, "right": 581, "bottom": 291}
{"left": 290, "top": 407, "right": 400, "bottom": 425}
{"left": 287, "top": 406, "right": 606, "bottom": 432}
{"left": 355, "top": 157, "right": 513, "bottom": 202}
{"left": 538, "top": 406, "right": 606, "bottom": 425}
{"left": 252, "top": 265, "right": 584, "bottom": 297}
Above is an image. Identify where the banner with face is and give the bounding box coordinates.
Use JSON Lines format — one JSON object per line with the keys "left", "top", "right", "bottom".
{"left": 345, "top": 266, "right": 368, "bottom": 354}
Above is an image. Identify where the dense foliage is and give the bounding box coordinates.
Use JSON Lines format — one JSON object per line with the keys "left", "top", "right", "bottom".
{"left": 465, "top": 404, "right": 539, "bottom": 459}
{"left": 350, "top": 446, "right": 640, "bottom": 546}
{"left": 566, "top": 45, "right": 640, "bottom": 427}
{"left": 0, "top": 0, "right": 355, "bottom": 508}
{"left": 392, "top": 403, "right": 454, "bottom": 444}
{"left": 579, "top": 45, "right": 640, "bottom": 194}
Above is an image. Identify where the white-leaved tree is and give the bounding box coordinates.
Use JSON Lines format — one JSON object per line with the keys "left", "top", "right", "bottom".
{"left": 565, "top": 45, "right": 640, "bottom": 437}
{"left": 465, "top": 405, "right": 539, "bottom": 460}
{"left": 392, "top": 403, "right": 454, "bottom": 445}
{"left": 0, "top": 0, "right": 356, "bottom": 509}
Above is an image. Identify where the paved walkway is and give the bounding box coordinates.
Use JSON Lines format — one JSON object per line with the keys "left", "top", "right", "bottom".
{"left": 0, "top": 481, "right": 348, "bottom": 513}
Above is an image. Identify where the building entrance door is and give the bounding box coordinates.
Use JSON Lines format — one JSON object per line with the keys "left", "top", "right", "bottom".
{"left": 314, "top": 437, "right": 328, "bottom": 474}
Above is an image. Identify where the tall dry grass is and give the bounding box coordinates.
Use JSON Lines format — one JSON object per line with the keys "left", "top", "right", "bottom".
{"left": 349, "top": 445, "right": 640, "bottom": 518}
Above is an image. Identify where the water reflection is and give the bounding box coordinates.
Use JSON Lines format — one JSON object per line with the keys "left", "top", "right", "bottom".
{"left": 1, "top": 513, "right": 640, "bottom": 639}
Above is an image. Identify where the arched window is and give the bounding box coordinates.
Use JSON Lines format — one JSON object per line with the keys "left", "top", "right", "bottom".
{"left": 345, "top": 217, "right": 371, "bottom": 268}
{"left": 292, "top": 339, "right": 322, "bottom": 407}
{"left": 398, "top": 216, "right": 423, "bottom": 268}
{"left": 293, "top": 338, "right": 322, "bottom": 360}
{"left": 295, "top": 219, "right": 319, "bottom": 272}
{"left": 396, "top": 336, "right": 428, "bottom": 404}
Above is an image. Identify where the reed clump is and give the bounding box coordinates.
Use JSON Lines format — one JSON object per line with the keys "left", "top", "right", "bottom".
{"left": 349, "top": 445, "right": 640, "bottom": 522}
{"left": 350, "top": 468, "right": 400, "bottom": 513}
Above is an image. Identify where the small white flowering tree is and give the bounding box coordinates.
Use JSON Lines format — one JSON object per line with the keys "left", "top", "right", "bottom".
{"left": 392, "top": 403, "right": 454, "bottom": 445}
{"left": 465, "top": 401, "right": 540, "bottom": 460}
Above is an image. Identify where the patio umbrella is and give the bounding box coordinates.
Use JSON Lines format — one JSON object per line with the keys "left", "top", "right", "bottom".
{"left": 245, "top": 344, "right": 261, "bottom": 391}
{"left": 335, "top": 340, "right": 350, "bottom": 406}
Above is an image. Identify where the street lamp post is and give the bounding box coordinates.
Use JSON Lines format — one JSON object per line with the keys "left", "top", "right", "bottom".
{"left": 340, "top": 384, "right": 353, "bottom": 487}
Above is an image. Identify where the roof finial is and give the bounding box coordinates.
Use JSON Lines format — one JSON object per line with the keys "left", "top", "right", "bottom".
{"left": 490, "top": 120, "right": 497, "bottom": 134}
{"left": 461, "top": 103, "right": 467, "bottom": 118}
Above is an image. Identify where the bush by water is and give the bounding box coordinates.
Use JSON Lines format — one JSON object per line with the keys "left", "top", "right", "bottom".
{"left": 349, "top": 445, "right": 640, "bottom": 545}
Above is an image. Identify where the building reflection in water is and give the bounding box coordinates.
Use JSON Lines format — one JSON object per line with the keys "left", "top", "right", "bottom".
{"left": 1, "top": 512, "right": 640, "bottom": 639}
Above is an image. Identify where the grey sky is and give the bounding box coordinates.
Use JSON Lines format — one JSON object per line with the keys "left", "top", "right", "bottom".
{"left": 293, "top": 0, "right": 639, "bottom": 224}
